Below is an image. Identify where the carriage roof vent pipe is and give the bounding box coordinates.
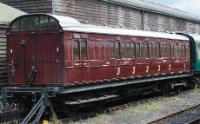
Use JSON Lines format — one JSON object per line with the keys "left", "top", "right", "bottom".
{"left": 80, "top": 20, "right": 89, "bottom": 24}
{"left": 144, "top": 27, "right": 149, "bottom": 31}
{"left": 133, "top": 27, "right": 137, "bottom": 30}
{"left": 103, "top": 23, "right": 107, "bottom": 26}
{"left": 169, "top": 32, "right": 176, "bottom": 34}
{"left": 119, "top": 24, "right": 123, "bottom": 28}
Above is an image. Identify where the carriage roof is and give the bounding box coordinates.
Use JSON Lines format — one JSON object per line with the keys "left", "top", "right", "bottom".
{"left": 10, "top": 14, "right": 189, "bottom": 41}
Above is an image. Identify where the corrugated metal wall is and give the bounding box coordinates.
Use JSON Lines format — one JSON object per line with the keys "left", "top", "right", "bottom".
{"left": 0, "top": 23, "right": 7, "bottom": 86}
{"left": 53, "top": 0, "right": 143, "bottom": 29}
{"left": 0, "top": 0, "right": 52, "bottom": 13}
{"left": 53, "top": 0, "right": 200, "bottom": 33}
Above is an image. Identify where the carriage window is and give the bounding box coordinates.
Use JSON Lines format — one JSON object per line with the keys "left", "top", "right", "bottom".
{"left": 153, "top": 44, "right": 156, "bottom": 58}
{"left": 149, "top": 43, "right": 152, "bottom": 58}
{"left": 141, "top": 43, "right": 144, "bottom": 58}
{"left": 40, "top": 16, "right": 49, "bottom": 30}
{"left": 30, "top": 16, "right": 40, "bottom": 30}
{"left": 168, "top": 45, "right": 171, "bottom": 58}
{"left": 136, "top": 43, "right": 140, "bottom": 58}
{"left": 181, "top": 45, "right": 184, "bottom": 58}
{"left": 156, "top": 44, "right": 161, "bottom": 58}
{"left": 164, "top": 44, "right": 167, "bottom": 57}
{"left": 175, "top": 44, "right": 179, "bottom": 58}
{"left": 116, "top": 42, "right": 120, "bottom": 59}
{"left": 81, "top": 40, "right": 87, "bottom": 60}
{"left": 110, "top": 42, "right": 115, "bottom": 58}
{"left": 161, "top": 45, "right": 164, "bottom": 57}
{"left": 127, "top": 42, "right": 131, "bottom": 58}
{"left": 121, "top": 43, "right": 125, "bottom": 58}
{"left": 50, "top": 18, "right": 59, "bottom": 30}
{"left": 163, "top": 44, "right": 167, "bottom": 57}
{"left": 21, "top": 17, "right": 30, "bottom": 31}
{"left": 131, "top": 43, "right": 135, "bottom": 58}
{"left": 10, "top": 15, "right": 61, "bottom": 31}
{"left": 145, "top": 44, "right": 149, "bottom": 58}
{"left": 11, "top": 19, "right": 20, "bottom": 31}
{"left": 73, "top": 40, "right": 79, "bottom": 60}
{"left": 184, "top": 46, "right": 187, "bottom": 58}
{"left": 172, "top": 45, "right": 174, "bottom": 57}
{"left": 185, "top": 46, "right": 188, "bottom": 59}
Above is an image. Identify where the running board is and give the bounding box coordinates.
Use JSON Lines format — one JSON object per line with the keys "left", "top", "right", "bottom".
{"left": 64, "top": 94, "right": 118, "bottom": 105}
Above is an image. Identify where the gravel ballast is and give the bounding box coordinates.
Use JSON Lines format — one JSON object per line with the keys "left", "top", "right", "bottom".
{"left": 65, "top": 88, "right": 200, "bottom": 124}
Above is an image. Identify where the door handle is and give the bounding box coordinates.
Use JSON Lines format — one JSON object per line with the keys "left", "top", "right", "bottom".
{"left": 12, "top": 58, "right": 20, "bottom": 65}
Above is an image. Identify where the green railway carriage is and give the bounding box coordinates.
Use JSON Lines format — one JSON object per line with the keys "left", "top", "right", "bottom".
{"left": 189, "top": 34, "right": 200, "bottom": 73}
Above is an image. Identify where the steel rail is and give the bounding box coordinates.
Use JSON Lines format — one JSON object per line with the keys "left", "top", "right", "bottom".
{"left": 148, "top": 103, "right": 200, "bottom": 124}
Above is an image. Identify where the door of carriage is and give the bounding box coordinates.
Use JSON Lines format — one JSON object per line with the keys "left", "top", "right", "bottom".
{"left": 7, "top": 14, "right": 63, "bottom": 86}
{"left": 72, "top": 34, "right": 89, "bottom": 84}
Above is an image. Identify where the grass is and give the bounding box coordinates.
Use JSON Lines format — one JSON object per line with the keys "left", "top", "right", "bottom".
{"left": 66, "top": 88, "right": 200, "bottom": 124}
{"left": 191, "top": 87, "right": 200, "bottom": 94}
{"left": 47, "top": 116, "right": 63, "bottom": 124}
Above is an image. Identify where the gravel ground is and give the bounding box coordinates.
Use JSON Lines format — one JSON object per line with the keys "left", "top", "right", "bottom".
{"left": 65, "top": 88, "right": 200, "bottom": 124}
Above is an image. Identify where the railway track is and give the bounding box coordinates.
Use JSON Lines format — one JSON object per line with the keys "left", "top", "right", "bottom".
{"left": 62, "top": 89, "right": 192, "bottom": 123}
{"left": 148, "top": 103, "right": 200, "bottom": 124}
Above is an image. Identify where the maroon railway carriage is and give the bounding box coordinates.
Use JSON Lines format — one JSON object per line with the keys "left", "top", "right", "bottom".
{"left": 7, "top": 14, "right": 190, "bottom": 87}
{"left": 4, "top": 14, "right": 193, "bottom": 122}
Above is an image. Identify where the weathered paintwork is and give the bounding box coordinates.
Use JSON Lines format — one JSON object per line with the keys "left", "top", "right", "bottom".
{"left": 64, "top": 32, "right": 190, "bottom": 85}
{"left": 7, "top": 14, "right": 191, "bottom": 86}
{"left": 7, "top": 31, "right": 64, "bottom": 86}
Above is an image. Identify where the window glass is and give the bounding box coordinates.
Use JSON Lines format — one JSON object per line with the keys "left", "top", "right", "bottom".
{"left": 156, "top": 44, "right": 161, "bottom": 58}
{"left": 149, "top": 43, "right": 152, "bottom": 58}
{"left": 81, "top": 40, "right": 87, "bottom": 60}
{"left": 21, "top": 17, "right": 30, "bottom": 31}
{"left": 181, "top": 45, "right": 183, "bottom": 57}
{"left": 121, "top": 42, "right": 125, "bottom": 58}
{"left": 141, "top": 43, "right": 144, "bottom": 58}
{"left": 168, "top": 45, "right": 171, "bottom": 58}
{"left": 110, "top": 42, "right": 115, "bottom": 58}
{"left": 185, "top": 46, "right": 188, "bottom": 59}
{"left": 184, "top": 46, "right": 187, "bottom": 58}
{"left": 30, "top": 16, "right": 39, "bottom": 30}
{"left": 136, "top": 43, "right": 140, "bottom": 58}
{"left": 127, "top": 42, "right": 131, "bottom": 58}
{"left": 172, "top": 45, "right": 175, "bottom": 57}
{"left": 40, "top": 16, "right": 49, "bottom": 30}
{"left": 153, "top": 44, "right": 156, "bottom": 58}
{"left": 116, "top": 42, "right": 120, "bottom": 59}
{"left": 73, "top": 40, "right": 79, "bottom": 60}
{"left": 175, "top": 44, "right": 179, "bottom": 58}
{"left": 161, "top": 45, "right": 164, "bottom": 57}
{"left": 165, "top": 44, "right": 168, "bottom": 57}
{"left": 131, "top": 43, "right": 135, "bottom": 58}
{"left": 145, "top": 44, "right": 149, "bottom": 58}
{"left": 11, "top": 19, "right": 20, "bottom": 31}
{"left": 50, "top": 18, "right": 59, "bottom": 30}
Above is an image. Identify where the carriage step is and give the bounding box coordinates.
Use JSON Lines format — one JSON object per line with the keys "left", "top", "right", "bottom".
{"left": 64, "top": 94, "right": 118, "bottom": 105}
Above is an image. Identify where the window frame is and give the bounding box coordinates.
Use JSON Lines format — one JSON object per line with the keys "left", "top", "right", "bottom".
{"left": 131, "top": 43, "right": 135, "bottom": 58}
{"left": 80, "top": 39, "right": 88, "bottom": 60}
{"left": 121, "top": 42, "right": 126, "bottom": 59}
{"left": 73, "top": 39, "right": 80, "bottom": 60}
{"left": 126, "top": 42, "right": 131, "bottom": 58}
{"left": 110, "top": 41, "right": 115, "bottom": 59}
{"left": 136, "top": 43, "right": 140, "bottom": 59}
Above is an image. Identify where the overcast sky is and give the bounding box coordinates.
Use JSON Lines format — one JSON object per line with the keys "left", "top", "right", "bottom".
{"left": 147, "top": 0, "right": 200, "bottom": 17}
